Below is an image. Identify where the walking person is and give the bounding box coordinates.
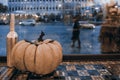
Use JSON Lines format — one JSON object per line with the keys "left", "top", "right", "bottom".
{"left": 71, "top": 16, "right": 81, "bottom": 48}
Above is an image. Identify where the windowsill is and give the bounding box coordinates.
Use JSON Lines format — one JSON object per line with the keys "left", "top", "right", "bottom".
{"left": 0, "top": 54, "right": 120, "bottom": 63}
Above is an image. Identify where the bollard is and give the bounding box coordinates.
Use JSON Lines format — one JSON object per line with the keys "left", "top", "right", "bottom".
{"left": 6, "top": 14, "right": 18, "bottom": 67}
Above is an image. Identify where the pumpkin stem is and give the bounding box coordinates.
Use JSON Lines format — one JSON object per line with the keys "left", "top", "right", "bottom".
{"left": 38, "top": 31, "right": 45, "bottom": 42}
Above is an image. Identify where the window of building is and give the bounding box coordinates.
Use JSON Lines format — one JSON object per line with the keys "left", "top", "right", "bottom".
{"left": 27, "top": 7, "right": 29, "bottom": 10}
{"left": 56, "top": 6, "right": 58, "bottom": 10}
{"left": 37, "top": 7, "right": 39, "bottom": 10}
{"left": 21, "top": 7, "right": 23, "bottom": 10}
{"left": 46, "top": 7, "right": 48, "bottom": 11}
{"left": 34, "top": 7, "right": 36, "bottom": 10}
{"left": 43, "top": 7, "right": 45, "bottom": 10}
{"left": 40, "top": 7, "right": 42, "bottom": 10}
{"left": 9, "top": 7, "right": 11, "bottom": 11}
{"left": 15, "top": 7, "right": 17, "bottom": 11}
{"left": 12, "top": 7, "right": 14, "bottom": 11}
{"left": 53, "top": 7, "right": 54, "bottom": 10}
{"left": 10, "top": 0, "right": 13, "bottom": 2}
{"left": 18, "top": 7, "right": 20, "bottom": 10}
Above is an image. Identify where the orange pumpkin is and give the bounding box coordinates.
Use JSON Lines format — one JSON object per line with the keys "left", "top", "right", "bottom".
{"left": 11, "top": 39, "right": 62, "bottom": 75}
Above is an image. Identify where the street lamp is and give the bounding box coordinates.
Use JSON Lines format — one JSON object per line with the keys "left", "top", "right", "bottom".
{"left": 58, "top": 4, "right": 62, "bottom": 8}
{"left": 115, "top": 5, "right": 118, "bottom": 8}
{"left": 58, "top": 4, "right": 63, "bottom": 20}
{"left": 95, "top": 7, "right": 99, "bottom": 12}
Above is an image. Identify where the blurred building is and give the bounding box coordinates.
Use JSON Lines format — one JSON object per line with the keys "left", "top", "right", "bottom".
{"left": 94, "top": 0, "right": 120, "bottom": 18}
{"left": 8, "top": 0, "right": 95, "bottom": 16}
{"left": 8, "top": 0, "right": 63, "bottom": 15}
{"left": 8, "top": 0, "right": 120, "bottom": 21}
{"left": 63, "top": 0, "right": 94, "bottom": 16}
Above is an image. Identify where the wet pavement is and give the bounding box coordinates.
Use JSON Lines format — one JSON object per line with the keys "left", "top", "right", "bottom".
{"left": 0, "top": 22, "right": 101, "bottom": 56}
{"left": 0, "top": 22, "right": 120, "bottom": 80}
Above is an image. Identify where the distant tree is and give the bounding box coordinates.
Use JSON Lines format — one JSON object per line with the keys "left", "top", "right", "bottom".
{"left": 36, "top": 13, "right": 40, "bottom": 16}
{"left": 96, "top": 8, "right": 103, "bottom": 21}
{"left": 93, "top": 10, "right": 97, "bottom": 17}
{"left": 49, "top": 13, "right": 56, "bottom": 22}
{"left": 0, "top": 3, "right": 8, "bottom": 13}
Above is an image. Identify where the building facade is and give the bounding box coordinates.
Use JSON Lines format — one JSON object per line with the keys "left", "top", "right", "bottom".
{"left": 8, "top": 0, "right": 63, "bottom": 15}
{"left": 8, "top": 0, "right": 95, "bottom": 16}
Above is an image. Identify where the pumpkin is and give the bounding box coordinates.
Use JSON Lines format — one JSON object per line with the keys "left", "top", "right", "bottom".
{"left": 11, "top": 39, "right": 62, "bottom": 75}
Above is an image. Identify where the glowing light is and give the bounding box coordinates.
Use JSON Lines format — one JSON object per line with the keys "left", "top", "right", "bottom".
{"left": 58, "top": 4, "right": 62, "bottom": 8}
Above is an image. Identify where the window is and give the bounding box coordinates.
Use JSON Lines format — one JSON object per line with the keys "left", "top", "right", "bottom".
{"left": 18, "top": 7, "right": 20, "bottom": 10}
{"left": 56, "top": 6, "right": 58, "bottom": 10}
{"left": 3, "top": 0, "right": 120, "bottom": 56}
{"left": 12, "top": 7, "right": 14, "bottom": 11}
{"left": 40, "top": 6, "right": 42, "bottom": 10}
{"left": 43, "top": 7, "right": 45, "bottom": 10}
{"left": 46, "top": 7, "right": 48, "bottom": 11}
{"left": 37, "top": 7, "right": 39, "bottom": 10}
{"left": 31, "top": 7, "right": 32, "bottom": 10}
{"left": 53, "top": 7, "right": 54, "bottom": 10}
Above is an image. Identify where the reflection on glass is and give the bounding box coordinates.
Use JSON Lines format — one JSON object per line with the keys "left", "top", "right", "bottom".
{"left": 99, "top": 1, "right": 120, "bottom": 53}
{"left": 99, "top": 26, "right": 120, "bottom": 53}
{"left": 1, "top": 0, "right": 120, "bottom": 56}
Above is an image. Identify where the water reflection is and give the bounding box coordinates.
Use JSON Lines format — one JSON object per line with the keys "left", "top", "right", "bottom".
{"left": 99, "top": 26, "right": 120, "bottom": 53}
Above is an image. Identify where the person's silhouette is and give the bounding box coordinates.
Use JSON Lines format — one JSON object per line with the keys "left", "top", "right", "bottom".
{"left": 71, "top": 17, "right": 81, "bottom": 48}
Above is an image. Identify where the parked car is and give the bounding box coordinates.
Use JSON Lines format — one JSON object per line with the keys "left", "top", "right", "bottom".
{"left": 79, "top": 21, "right": 95, "bottom": 29}
{"left": 19, "top": 19, "right": 36, "bottom": 26}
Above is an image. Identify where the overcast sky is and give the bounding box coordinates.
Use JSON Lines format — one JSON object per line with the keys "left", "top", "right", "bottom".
{"left": 0, "top": 0, "right": 8, "bottom": 6}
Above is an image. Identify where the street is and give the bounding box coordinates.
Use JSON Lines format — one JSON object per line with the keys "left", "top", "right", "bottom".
{"left": 0, "top": 22, "right": 101, "bottom": 56}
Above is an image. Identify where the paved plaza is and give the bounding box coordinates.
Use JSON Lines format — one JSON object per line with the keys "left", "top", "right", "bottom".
{"left": 0, "top": 22, "right": 120, "bottom": 80}
{"left": 0, "top": 22, "right": 101, "bottom": 56}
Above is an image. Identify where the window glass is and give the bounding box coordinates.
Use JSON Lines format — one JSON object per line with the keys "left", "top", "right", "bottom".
{"left": 0, "top": 0, "right": 120, "bottom": 56}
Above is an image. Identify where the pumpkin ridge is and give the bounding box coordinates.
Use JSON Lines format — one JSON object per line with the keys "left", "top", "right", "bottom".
{"left": 51, "top": 41, "right": 62, "bottom": 62}
{"left": 52, "top": 44, "right": 62, "bottom": 63}
{"left": 35, "top": 44, "right": 45, "bottom": 74}
{"left": 14, "top": 42, "right": 30, "bottom": 70}
{"left": 46, "top": 43, "right": 58, "bottom": 72}
{"left": 49, "top": 43, "right": 61, "bottom": 68}
{"left": 24, "top": 44, "right": 37, "bottom": 73}
{"left": 39, "top": 44, "right": 46, "bottom": 74}
{"left": 34, "top": 44, "right": 38, "bottom": 72}
{"left": 23, "top": 43, "right": 31, "bottom": 71}
{"left": 43, "top": 43, "right": 53, "bottom": 74}
{"left": 13, "top": 41, "right": 26, "bottom": 66}
{"left": 11, "top": 40, "right": 25, "bottom": 66}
